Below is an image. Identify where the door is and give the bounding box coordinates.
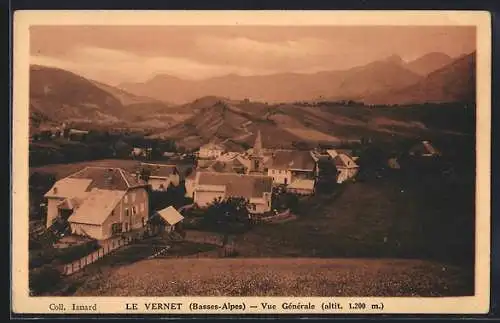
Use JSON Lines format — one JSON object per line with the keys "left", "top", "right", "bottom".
{"left": 284, "top": 177, "right": 288, "bottom": 185}
{"left": 124, "top": 222, "right": 129, "bottom": 232}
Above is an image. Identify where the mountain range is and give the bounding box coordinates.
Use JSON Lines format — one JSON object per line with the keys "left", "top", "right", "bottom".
{"left": 29, "top": 51, "right": 476, "bottom": 148}
{"left": 118, "top": 52, "right": 467, "bottom": 104}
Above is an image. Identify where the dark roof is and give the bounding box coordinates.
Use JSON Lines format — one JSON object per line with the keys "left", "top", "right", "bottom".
{"left": 68, "top": 167, "right": 146, "bottom": 191}
{"left": 208, "top": 159, "right": 246, "bottom": 173}
{"left": 267, "top": 150, "right": 316, "bottom": 171}
{"left": 140, "top": 163, "right": 178, "bottom": 178}
{"left": 197, "top": 172, "right": 272, "bottom": 199}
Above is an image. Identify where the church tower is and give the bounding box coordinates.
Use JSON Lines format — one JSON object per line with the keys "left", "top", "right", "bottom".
{"left": 249, "top": 130, "right": 264, "bottom": 173}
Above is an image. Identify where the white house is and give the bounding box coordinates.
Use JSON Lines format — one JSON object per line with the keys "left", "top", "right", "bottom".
{"left": 266, "top": 150, "right": 317, "bottom": 194}
{"left": 44, "top": 167, "right": 149, "bottom": 240}
{"left": 192, "top": 172, "right": 273, "bottom": 214}
{"left": 198, "top": 142, "right": 225, "bottom": 159}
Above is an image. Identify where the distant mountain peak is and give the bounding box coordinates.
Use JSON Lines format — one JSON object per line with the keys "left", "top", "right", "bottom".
{"left": 405, "top": 52, "right": 454, "bottom": 76}
{"left": 383, "top": 54, "right": 404, "bottom": 65}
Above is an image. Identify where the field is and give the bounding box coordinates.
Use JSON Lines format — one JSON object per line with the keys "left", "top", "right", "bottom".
{"left": 74, "top": 258, "right": 471, "bottom": 297}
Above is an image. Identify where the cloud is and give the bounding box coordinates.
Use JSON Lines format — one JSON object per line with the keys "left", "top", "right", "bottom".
{"left": 30, "top": 46, "right": 282, "bottom": 85}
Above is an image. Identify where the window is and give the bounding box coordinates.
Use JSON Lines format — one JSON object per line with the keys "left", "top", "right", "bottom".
{"left": 124, "top": 195, "right": 128, "bottom": 203}
{"left": 142, "top": 217, "right": 145, "bottom": 227}
{"left": 125, "top": 208, "right": 129, "bottom": 217}
{"left": 131, "top": 192, "right": 136, "bottom": 203}
{"left": 140, "top": 203, "right": 145, "bottom": 213}
{"left": 111, "top": 223, "right": 121, "bottom": 234}
{"left": 111, "top": 210, "right": 114, "bottom": 216}
{"left": 132, "top": 206, "right": 137, "bottom": 215}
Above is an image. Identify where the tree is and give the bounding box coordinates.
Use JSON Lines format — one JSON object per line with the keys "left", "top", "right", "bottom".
{"left": 316, "top": 157, "right": 338, "bottom": 193}
{"left": 203, "top": 197, "right": 251, "bottom": 246}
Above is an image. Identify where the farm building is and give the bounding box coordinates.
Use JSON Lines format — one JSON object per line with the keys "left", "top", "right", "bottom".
{"left": 44, "top": 167, "right": 149, "bottom": 240}
{"left": 327, "top": 150, "right": 359, "bottom": 183}
{"left": 192, "top": 172, "right": 273, "bottom": 214}
{"left": 149, "top": 206, "right": 184, "bottom": 234}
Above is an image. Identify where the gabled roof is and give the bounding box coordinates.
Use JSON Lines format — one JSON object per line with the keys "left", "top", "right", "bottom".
{"left": 333, "top": 154, "right": 359, "bottom": 168}
{"left": 327, "top": 149, "right": 355, "bottom": 159}
{"left": 216, "top": 152, "right": 240, "bottom": 162}
{"left": 140, "top": 163, "right": 179, "bottom": 178}
{"left": 57, "top": 197, "right": 83, "bottom": 210}
{"left": 207, "top": 158, "right": 247, "bottom": 173}
{"left": 66, "top": 166, "right": 146, "bottom": 191}
{"left": 156, "top": 206, "right": 184, "bottom": 226}
{"left": 196, "top": 172, "right": 273, "bottom": 199}
{"left": 44, "top": 178, "right": 93, "bottom": 199}
{"left": 267, "top": 150, "right": 316, "bottom": 171}
{"left": 68, "top": 189, "right": 126, "bottom": 225}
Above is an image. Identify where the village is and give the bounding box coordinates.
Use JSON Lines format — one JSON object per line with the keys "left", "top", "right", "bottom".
{"left": 28, "top": 125, "right": 460, "bottom": 296}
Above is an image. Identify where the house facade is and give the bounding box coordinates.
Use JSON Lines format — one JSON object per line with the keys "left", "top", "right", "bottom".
{"left": 192, "top": 172, "right": 273, "bottom": 214}
{"left": 266, "top": 150, "right": 317, "bottom": 194}
{"left": 44, "top": 167, "right": 149, "bottom": 240}
{"left": 139, "top": 163, "right": 180, "bottom": 191}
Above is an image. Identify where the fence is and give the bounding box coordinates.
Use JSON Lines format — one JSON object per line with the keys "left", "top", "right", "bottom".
{"left": 61, "top": 236, "right": 133, "bottom": 276}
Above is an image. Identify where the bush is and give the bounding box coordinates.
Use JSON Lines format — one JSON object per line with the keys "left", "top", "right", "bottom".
{"left": 29, "top": 264, "right": 62, "bottom": 295}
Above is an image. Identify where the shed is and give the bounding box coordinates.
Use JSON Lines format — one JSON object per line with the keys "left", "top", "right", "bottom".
{"left": 152, "top": 206, "right": 185, "bottom": 233}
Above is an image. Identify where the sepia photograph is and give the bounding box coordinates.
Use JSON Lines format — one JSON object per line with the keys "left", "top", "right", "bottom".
{"left": 12, "top": 11, "right": 491, "bottom": 314}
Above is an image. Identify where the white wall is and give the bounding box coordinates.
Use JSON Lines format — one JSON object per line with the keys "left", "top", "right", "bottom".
{"left": 70, "top": 222, "right": 104, "bottom": 240}
{"left": 194, "top": 190, "right": 225, "bottom": 207}
{"left": 185, "top": 179, "right": 196, "bottom": 198}
{"left": 199, "top": 148, "right": 223, "bottom": 159}
{"left": 268, "top": 169, "right": 292, "bottom": 185}
{"left": 337, "top": 167, "right": 359, "bottom": 183}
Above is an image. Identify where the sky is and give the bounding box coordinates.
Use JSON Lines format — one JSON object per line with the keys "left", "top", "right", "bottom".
{"left": 30, "top": 25, "right": 476, "bottom": 86}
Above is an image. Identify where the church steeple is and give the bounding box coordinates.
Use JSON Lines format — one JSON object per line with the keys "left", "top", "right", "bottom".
{"left": 253, "top": 130, "right": 263, "bottom": 156}
{"left": 249, "top": 130, "right": 264, "bottom": 173}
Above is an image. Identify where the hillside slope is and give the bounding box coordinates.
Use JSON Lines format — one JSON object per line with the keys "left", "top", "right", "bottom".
{"left": 29, "top": 65, "right": 175, "bottom": 129}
